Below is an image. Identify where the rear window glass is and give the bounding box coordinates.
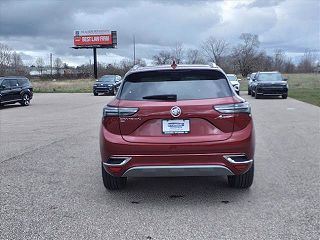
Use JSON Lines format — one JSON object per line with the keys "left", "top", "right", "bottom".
{"left": 119, "top": 70, "right": 233, "bottom": 101}
{"left": 18, "top": 78, "right": 28, "bottom": 86}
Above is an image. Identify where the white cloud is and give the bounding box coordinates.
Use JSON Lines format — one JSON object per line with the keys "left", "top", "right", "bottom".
{"left": 0, "top": 0, "right": 318, "bottom": 66}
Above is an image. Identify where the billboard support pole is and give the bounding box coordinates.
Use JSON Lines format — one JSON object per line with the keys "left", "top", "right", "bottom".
{"left": 93, "top": 47, "right": 97, "bottom": 79}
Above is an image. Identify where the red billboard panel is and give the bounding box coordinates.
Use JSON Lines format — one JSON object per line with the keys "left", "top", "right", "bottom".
{"left": 74, "top": 34, "right": 112, "bottom": 46}
{"left": 73, "top": 30, "right": 113, "bottom": 46}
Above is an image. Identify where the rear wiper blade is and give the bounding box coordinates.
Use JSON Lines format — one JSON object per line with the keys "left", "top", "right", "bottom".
{"left": 142, "top": 94, "right": 177, "bottom": 101}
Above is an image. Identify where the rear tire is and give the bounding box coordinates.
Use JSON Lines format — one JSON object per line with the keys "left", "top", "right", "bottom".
{"left": 93, "top": 91, "right": 98, "bottom": 96}
{"left": 228, "top": 163, "right": 254, "bottom": 188}
{"left": 20, "top": 93, "right": 30, "bottom": 106}
{"left": 248, "top": 88, "right": 251, "bottom": 95}
{"left": 102, "top": 164, "right": 127, "bottom": 190}
{"left": 282, "top": 94, "right": 287, "bottom": 99}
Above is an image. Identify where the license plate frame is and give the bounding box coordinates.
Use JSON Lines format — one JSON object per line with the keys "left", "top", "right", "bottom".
{"left": 162, "top": 119, "right": 190, "bottom": 134}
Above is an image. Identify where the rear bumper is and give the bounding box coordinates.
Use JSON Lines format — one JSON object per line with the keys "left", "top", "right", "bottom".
{"left": 103, "top": 155, "right": 253, "bottom": 177}
{"left": 121, "top": 165, "right": 234, "bottom": 177}
{"left": 100, "top": 122, "right": 255, "bottom": 177}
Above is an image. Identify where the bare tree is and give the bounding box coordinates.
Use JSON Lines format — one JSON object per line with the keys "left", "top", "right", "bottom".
{"left": 201, "top": 37, "right": 228, "bottom": 65}
{"left": 298, "top": 49, "right": 316, "bottom": 73}
{"left": 186, "top": 49, "right": 205, "bottom": 64}
{"left": 231, "top": 33, "right": 260, "bottom": 76}
{"left": 152, "top": 50, "right": 172, "bottom": 65}
{"left": 11, "top": 51, "right": 25, "bottom": 74}
{"left": 283, "top": 57, "right": 295, "bottom": 73}
{"left": 54, "top": 57, "right": 63, "bottom": 76}
{"left": 0, "top": 43, "right": 13, "bottom": 75}
{"left": 253, "top": 51, "right": 273, "bottom": 72}
{"left": 273, "top": 49, "right": 286, "bottom": 72}
{"left": 134, "top": 58, "right": 147, "bottom": 67}
{"left": 119, "top": 58, "right": 135, "bottom": 74}
{"left": 36, "top": 57, "right": 45, "bottom": 75}
{"left": 171, "top": 42, "right": 184, "bottom": 64}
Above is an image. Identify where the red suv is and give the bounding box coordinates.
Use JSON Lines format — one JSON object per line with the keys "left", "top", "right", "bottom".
{"left": 100, "top": 64, "right": 255, "bottom": 190}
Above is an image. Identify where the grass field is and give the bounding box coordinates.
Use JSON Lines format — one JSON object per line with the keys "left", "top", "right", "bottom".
{"left": 239, "top": 73, "right": 319, "bottom": 106}
{"left": 32, "top": 73, "right": 320, "bottom": 106}
{"left": 32, "top": 79, "right": 95, "bottom": 93}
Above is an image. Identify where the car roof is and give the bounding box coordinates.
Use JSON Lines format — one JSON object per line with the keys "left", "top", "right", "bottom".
{"left": 128, "top": 63, "right": 223, "bottom": 74}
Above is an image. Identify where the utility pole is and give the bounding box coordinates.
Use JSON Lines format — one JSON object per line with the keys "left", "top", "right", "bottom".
{"left": 133, "top": 34, "right": 136, "bottom": 65}
{"left": 50, "top": 53, "right": 53, "bottom": 77}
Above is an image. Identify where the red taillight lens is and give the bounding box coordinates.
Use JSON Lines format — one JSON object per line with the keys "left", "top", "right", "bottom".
{"left": 103, "top": 105, "right": 139, "bottom": 118}
{"left": 214, "top": 102, "right": 251, "bottom": 114}
{"left": 102, "top": 106, "right": 139, "bottom": 135}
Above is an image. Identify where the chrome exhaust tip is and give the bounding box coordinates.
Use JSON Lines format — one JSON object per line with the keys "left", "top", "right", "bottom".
{"left": 103, "top": 156, "right": 132, "bottom": 167}
{"left": 223, "top": 155, "right": 253, "bottom": 164}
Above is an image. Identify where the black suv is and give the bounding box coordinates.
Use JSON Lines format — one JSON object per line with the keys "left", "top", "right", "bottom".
{"left": 93, "top": 75, "right": 122, "bottom": 96}
{"left": 250, "top": 72, "right": 288, "bottom": 99}
{"left": 0, "top": 76, "right": 33, "bottom": 106}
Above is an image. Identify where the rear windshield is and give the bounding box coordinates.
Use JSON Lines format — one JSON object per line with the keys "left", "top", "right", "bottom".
{"left": 119, "top": 70, "right": 233, "bottom": 100}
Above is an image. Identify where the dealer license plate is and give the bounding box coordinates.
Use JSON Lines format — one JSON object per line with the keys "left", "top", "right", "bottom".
{"left": 162, "top": 119, "right": 190, "bottom": 134}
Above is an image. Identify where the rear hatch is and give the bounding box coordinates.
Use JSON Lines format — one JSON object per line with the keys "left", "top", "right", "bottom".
{"left": 118, "top": 69, "right": 236, "bottom": 144}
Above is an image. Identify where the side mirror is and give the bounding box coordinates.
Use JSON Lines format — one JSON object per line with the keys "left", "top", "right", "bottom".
{"left": 283, "top": 78, "right": 288, "bottom": 81}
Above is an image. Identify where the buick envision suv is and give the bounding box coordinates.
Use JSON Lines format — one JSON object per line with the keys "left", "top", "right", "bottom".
{"left": 100, "top": 64, "right": 255, "bottom": 190}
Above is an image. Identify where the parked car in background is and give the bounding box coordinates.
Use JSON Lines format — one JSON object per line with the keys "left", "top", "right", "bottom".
{"left": 100, "top": 64, "right": 255, "bottom": 190}
{"left": 250, "top": 71, "right": 288, "bottom": 99}
{"left": 93, "top": 75, "right": 122, "bottom": 96}
{"left": 226, "top": 74, "right": 240, "bottom": 95}
{"left": 247, "top": 72, "right": 256, "bottom": 95}
{"left": 0, "top": 76, "right": 33, "bottom": 106}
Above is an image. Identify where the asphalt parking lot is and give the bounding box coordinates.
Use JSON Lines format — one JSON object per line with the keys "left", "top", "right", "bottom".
{"left": 0, "top": 93, "right": 319, "bottom": 240}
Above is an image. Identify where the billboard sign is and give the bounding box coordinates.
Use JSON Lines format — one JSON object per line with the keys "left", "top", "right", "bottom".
{"left": 73, "top": 30, "right": 115, "bottom": 47}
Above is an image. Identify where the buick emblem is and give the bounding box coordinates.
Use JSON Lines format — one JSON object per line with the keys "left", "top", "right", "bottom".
{"left": 170, "top": 106, "right": 181, "bottom": 118}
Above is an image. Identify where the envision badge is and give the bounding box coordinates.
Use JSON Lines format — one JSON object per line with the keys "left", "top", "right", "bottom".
{"left": 170, "top": 106, "right": 181, "bottom": 118}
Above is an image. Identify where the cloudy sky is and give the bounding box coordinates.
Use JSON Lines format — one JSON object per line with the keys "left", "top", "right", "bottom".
{"left": 0, "top": 0, "right": 319, "bottom": 66}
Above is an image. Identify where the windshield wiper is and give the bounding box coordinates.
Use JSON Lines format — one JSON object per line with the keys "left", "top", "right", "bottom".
{"left": 142, "top": 94, "right": 177, "bottom": 101}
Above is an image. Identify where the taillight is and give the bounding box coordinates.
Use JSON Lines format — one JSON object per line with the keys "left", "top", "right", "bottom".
{"left": 214, "top": 102, "right": 251, "bottom": 114}
{"left": 103, "top": 105, "right": 139, "bottom": 117}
